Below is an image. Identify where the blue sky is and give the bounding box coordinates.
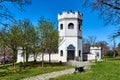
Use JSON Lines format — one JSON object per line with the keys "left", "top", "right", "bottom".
{"left": 9, "top": 0, "right": 119, "bottom": 46}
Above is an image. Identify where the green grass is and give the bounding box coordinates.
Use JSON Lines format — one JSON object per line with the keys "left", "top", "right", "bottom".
{"left": 50, "top": 60, "right": 120, "bottom": 80}
{"left": 0, "top": 62, "right": 71, "bottom": 80}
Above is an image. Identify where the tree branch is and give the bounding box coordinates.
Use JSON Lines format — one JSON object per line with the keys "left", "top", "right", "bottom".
{"left": 100, "top": 1, "right": 120, "bottom": 10}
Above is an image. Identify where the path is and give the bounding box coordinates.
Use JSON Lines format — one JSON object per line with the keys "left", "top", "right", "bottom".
{"left": 22, "top": 61, "right": 91, "bottom": 80}
{"left": 22, "top": 68, "right": 74, "bottom": 80}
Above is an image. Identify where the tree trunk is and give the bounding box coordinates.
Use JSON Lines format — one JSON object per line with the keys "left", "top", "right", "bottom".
{"left": 26, "top": 47, "right": 29, "bottom": 62}
{"left": 41, "top": 53, "right": 44, "bottom": 67}
{"left": 113, "top": 50, "right": 116, "bottom": 57}
{"left": 49, "top": 53, "right": 51, "bottom": 63}
{"left": 3, "top": 51, "right": 6, "bottom": 65}
{"left": 21, "top": 47, "right": 26, "bottom": 69}
{"left": 13, "top": 49, "right": 17, "bottom": 68}
{"left": 33, "top": 51, "right": 36, "bottom": 63}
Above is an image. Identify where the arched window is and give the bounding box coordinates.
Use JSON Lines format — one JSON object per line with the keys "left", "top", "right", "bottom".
{"left": 68, "top": 23, "right": 74, "bottom": 29}
{"left": 60, "top": 50, "right": 63, "bottom": 56}
{"left": 60, "top": 24, "right": 63, "bottom": 30}
{"left": 79, "top": 50, "right": 81, "bottom": 57}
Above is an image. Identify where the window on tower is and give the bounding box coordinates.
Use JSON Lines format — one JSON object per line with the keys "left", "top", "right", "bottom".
{"left": 60, "top": 50, "right": 63, "bottom": 56}
{"left": 68, "top": 23, "right": 74, "bottom": 29}
{"left": 79, "top": 24, "right": 81, "bottom": 31}
{"left": 78, "top": 20, "right": 82, "bottom": 31}
{"left": 79, "top": 50, "right": 81, "bottom": 57}
{"left": 60, "top": 24, "right": 63, "bottom": 30}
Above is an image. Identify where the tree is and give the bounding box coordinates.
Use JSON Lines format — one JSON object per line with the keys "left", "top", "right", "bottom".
{"left": 46, "top": 30, "right": 58, "bottom": 63}
{"left": 118, "top": 43, "right": 120, "bottom": 48}
{"left": 4, "top": 25, "right": 21, "bottom": 68}
{"left": 105, "top": 50, "right": 118, "bottom": 58}
{"left": 116, "top": 43, "right": 120, "bottom": 55}
{"left": 0, "top": 29, "right": 11, "bottom": 65}
{"left": 38, "top": 17, "right": 58, "bottom": 65}
{"left": 82, "top": 38, "right": 90, "bottom": 54}
{"left": 112, "top": 28, "right": 120, "bottom": 39}
{"left": 20, "top": 19, "right": 34, "bottom": 63}
{"left": 95, "top": 41, "right": 110, "bottom": 56}
{"left": 29, "top": 27, "right": 40, "bottom": 63}
{"left": 16, "top": 19, "right": 39, "bottom": 64}
{"left": 0, "top": 0, "right": 31, "bottom": 67}
{"left": 0, "top": 0, "right": 31, "bottom": 26}
{"left": 0, "top": 19, "right": 37, "bottom": 67}
{"left": 80, "top": 0, "right": 120, "bottom": 26}
{"left": 80, "top": 0, "right": 120, "bottom": 48}
{"left": 108, "top": 35, "right": 117, "bottom": 57}
{"left": 82, "top": 36, "right": 97, "bottom": 54}
{"left": 87, "top": 36, "right": 97, "bottom": 47}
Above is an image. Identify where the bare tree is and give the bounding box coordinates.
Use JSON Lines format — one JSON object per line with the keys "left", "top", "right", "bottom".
{"left": 0, "top": 0, "right": 31, "bottom": 26}
{"left": 82, "top": 38, "right": 90, "bottom": 53}
{"left": 82, "top": 36, "right": 97, "bottom": 54}
{"left": 87, "top": 36, "right": 97, "bottom": 47}
{"left": 95, "top": 41, "right": 110, "bottom": 56}
{"left": 80, "top": 0, "right": 120, "bottom": 26}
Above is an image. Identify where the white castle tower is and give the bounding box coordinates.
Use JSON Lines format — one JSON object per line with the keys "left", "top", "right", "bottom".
{"left": 58, "top": 11, "right": 83, "bottom": 62}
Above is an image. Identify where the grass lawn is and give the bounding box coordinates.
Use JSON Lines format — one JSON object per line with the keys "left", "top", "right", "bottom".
{"left": 0, "top": 62, "right": 71, "bottom": 80}
{"left": 50, "top": 60, "right": 120, "bottom": 80}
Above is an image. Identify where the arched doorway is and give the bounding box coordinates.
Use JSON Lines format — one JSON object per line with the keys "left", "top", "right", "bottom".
{"left": 67, "top": 44, "right": 75, "bottom": 61}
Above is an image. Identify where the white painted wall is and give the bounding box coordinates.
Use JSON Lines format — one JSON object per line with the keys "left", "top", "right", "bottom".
{"left": 58, "top": 11, "right": 82, "bottom": 62}
{"left": 17, "top": 49, "right": 59, "bottom": 63}
{"left": 88, "top": 47, "right": 102, "bottom": 61}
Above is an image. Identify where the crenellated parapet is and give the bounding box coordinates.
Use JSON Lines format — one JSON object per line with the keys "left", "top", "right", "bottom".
{"left": 58, "top": 11, "right": 83, "bottom": 21}
{"left": 90, "top": 47, "right": 102, "bottom": 50}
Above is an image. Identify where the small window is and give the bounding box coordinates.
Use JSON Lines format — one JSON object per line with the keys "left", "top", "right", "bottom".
{"left": 79, "top": 24, "right": 81, "bottom": 31}
{"left": 96, "top": 52, "right": 99, "bottom": 57}
{"left": 60, "top": 50, "right": 63, "bottom": 56}
{"left": 60, "top": 24, "right": 63, "bottom": 30}
{"left": 79, "top": 50, "right": 81, "bottom": 57}
{"left": 68, "top": 23, "right": 74, "bottom": 29}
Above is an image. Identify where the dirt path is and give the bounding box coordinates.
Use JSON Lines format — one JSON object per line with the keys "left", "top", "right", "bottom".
{"left": 22, "top": 68, "right": 75, "bottom": 80}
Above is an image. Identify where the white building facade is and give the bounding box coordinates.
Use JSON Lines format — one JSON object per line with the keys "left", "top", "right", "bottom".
{"left": 58, "top": 11, "right": 83, "bottom": 62}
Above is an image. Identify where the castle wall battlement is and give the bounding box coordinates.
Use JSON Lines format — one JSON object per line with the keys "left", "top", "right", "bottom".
{"left": 90, "top": 47, "right": 101, "bottom": 50}
{"left": 58, "top": 11, "right": 82, "bottom": 20}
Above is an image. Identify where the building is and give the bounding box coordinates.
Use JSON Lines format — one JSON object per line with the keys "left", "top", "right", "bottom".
{"left": 83, "top": 47, "right": 102, "bottom": 61}
{"left": 58, "top": 11, "right": 83, "bottom": 62}
{"left": 17, "top": 11, "right": 83, "bottom": 63}
{"left": 89, "top": 47, "right": 102, "bottom": 61}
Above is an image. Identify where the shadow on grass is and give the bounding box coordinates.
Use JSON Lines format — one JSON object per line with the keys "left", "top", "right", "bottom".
{"left": 0, "top": 72, "right": 8, "bottom": 77}
{"left": 19, "top": 61, "right": 64, "bottom": 68}
{"left": 1, "top": 61, "right": 64, "bottom": 75}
